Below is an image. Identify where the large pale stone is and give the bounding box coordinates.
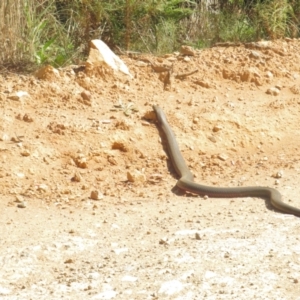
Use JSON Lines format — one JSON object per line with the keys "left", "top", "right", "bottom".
{"left": 87, "top": 40, "right": 132, "bottom": 78}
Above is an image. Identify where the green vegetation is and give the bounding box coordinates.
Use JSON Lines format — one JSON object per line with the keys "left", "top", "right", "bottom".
{"left": 0, "top": 0, "right": 299, "bottom": 70}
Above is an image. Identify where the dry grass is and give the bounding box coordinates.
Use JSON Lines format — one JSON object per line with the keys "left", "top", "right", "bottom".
{"left": 0, "top": 0, "right": 26, "bottom": 66}
{"left": 0, "top": 0, "right": 299, "bottom": 71}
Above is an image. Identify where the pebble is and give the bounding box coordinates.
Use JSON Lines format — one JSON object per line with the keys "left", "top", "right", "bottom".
{"left": 17, "top": 202, "right": 26, "bottom": 208}
{"left": 113, "top": 248, "right": 128, "bottom": 255}
{"left": 193, "top": 117, "right": 199, "bottom": 124}
{"left": 208, "top": 136, "right": 217, "bottom": 143}
{"left": 0, "top": 286, "right": 11, "bottom": 295}
{"left": 266, "top": 71, "right": 273, "bottom": 79}
{"left": 37, "top": 184, "right": 48, "bottom": 192}
{"left": 90, "top": 190, "right": 104, "bottom": 200}
{"left": 127, "top": 170, "right": 146, "bottom": 183}
{"left": 81, "top": 90, "right": 91, "bottom": 101}
{"left": 20, "top": 149, "right": 31, "bottom": 157}
{"left": 272, "top": 171, "right": 283, "bottom": 178}
{"left": 0, "top": 134, "right": 9, "bottom": 141}
{"left": 74, "top": 156, "right": 88, "bottom": 169}
{"left": 8, "top": 91, "right": 30, "bottom": 102}
{"left": 180, "top": 45, "right": 196, "bottom": 56}
{"left": 266, "top": 87, "right": 280, "bottom": 96}
{"left": 71, "top": 172, "right": 82, "bottom": 182}
{"left": 249, "top": 51, "right": 261, "bottom": 59}
{"left": 218, "top": 153, "right": 228, "bottom": 161}
{"left": 213, "top": 125, "right": 222, "bottom": 132}
{"left": 158, "top": 280, "right": 183, "bottom": 296}
{"left": 15, "top": 195, "right": 24, "bottom": 203}
{"left": 121, "top": 275, "right": 138, "bottom": 282}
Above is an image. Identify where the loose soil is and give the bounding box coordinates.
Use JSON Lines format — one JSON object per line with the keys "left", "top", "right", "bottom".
{"left": 1, "top": 39, "right": 300, "bottom": 299}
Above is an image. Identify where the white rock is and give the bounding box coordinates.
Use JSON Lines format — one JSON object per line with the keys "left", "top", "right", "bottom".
{"left": 121, "top": 275, "right": 138, "bottom": 282}
{"left": 88, "top": 40, "right": 132, "bottom": 78}
{"left": 0, "top": 133, "right": 9, "bottom": 141}
{"left": 158, "top": 280, "right": 183, "bottom": 296}
{"left": 205, "top": 270, "right": 217, "bottom": 279}
{"left": 8, "top": 91, "right": 30, "bottom": 101}
{"left": 92, "top": 290, "right": 117, "bottom": 299}
{"left": 0, "top": 286, "right": 11, "bottom": 295}
{"left": 113, "top": 247, "right": 128, "bottom": 255}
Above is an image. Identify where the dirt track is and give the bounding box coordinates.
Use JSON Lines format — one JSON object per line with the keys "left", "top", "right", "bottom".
{"left": 1, "top": 39, "right": 300, "bottom": 299}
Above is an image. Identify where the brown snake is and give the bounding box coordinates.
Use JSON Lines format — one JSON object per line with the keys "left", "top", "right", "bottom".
{"left": 153, "top": 105, "right": 300, "bottom": 217}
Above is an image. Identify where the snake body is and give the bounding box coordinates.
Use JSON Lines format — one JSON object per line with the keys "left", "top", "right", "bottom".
{"left": 153, "top": 105, "right": 300, "bottom": 217}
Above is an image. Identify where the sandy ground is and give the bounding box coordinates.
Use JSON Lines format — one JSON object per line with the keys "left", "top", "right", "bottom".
{"left": 1, "top": 39, "right": 300, "bottom": 299}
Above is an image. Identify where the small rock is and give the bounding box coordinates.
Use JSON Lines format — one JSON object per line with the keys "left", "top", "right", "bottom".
{"left": 23, "top": 114, "right": 33, "bottom": 122}
{"left": 0, "top": 286, "right": 11, "bottom": 295}
{"left": 8, "top": 91, "right": 30, "bottom": 102}
{"left": 208, "top": 136, "right": 217, "bottom": 143}
{"left": 127, "top": 170, "right": 146, "bottom": 183}
{"left": 272, "top": 171, "right": 283, "bottom": 178}
{"left": 213, "top": 125, "right": 222, "bottom": 132}
{"left": 71, "top": 172, "right": 82, "bottom": 182}
{"left": 266, "top": 87, "right": 280, "bottom": 96}
{"left": 37, "top": 184, "right": 48, "bottom": 192}
{"left": 73, "top": 156, "right": 88, "bottom": 168}
{"left": 20, "top": 149, "right": 30, "bottom": 157}
{"left": 121, "top": 275, "right": 138, "bottom": 282}
{"left": 112, "top": 141, "right": 129, "bottom": 152}
{"left": 195, "top": 232, "right": 201, "bottom": 240}
{"left": 0, "top": 133, "right": 9, "bottom": 141}
{"left": 101, "top": 120, "right": 111, "bottom": 124}
{"left": 218, "top": 153, "right": 228, "bottom": 161}
{"left": 113, "top": 247, "right": 128, "bottom": 255}
{"left": 266, "top": 71, "right": 273, "bottom": 79}
{"left": 135, "top": 61, "right": 148, "bottom": 67}
{"left": 90, "top": 190, "right": 104, "bottom": 200}
{"left": 15, "top": 195, "right": 24, "bottom": 203}
{"left": 194, "top": 80, "right": 211, "bottom": 88}
{"left": 224, "top": 252, "right": 230, "bottom": 258}
{"left": 193, "top": 117, "right": 199, "bottom": 124}
{"left": 180, "top": 45, "right": 196, "bottom": 56}
{"left": 183, "top": 56, "right": 191, "bottom": 62}
{"left": 159, "top": 238, "right": 169, "bottom": 245}
{"left": 64, "top": 258, "right": 74, "bottom": 264}
{"left": 159, "top": 280, "right": 183, "bottom": 296}
{"left": 81, "top": 90, "right": 91, "bottom": 101}
{"left": 17, "top": 202, "right": 26, "bottom": 208}
{"left": 249, "top": 51, "right": 261, "bottom": 59}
